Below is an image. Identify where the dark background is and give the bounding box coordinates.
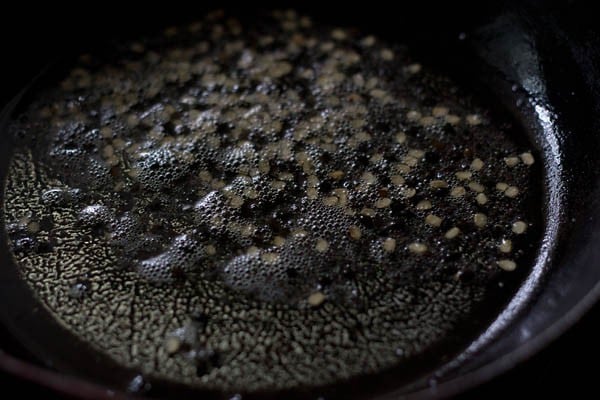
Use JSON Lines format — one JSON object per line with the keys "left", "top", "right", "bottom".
{"left": 1, "top": 1, "right": 598, "bottom": 398}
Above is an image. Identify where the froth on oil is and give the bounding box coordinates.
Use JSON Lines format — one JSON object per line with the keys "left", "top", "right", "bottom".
{"left": 3, "top": 9, "right": 541, "bottom": 393}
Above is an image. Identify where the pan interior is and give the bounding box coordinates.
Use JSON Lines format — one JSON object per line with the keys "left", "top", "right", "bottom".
{"left": 0, "top": 7, "right": 557, "bottom": 399}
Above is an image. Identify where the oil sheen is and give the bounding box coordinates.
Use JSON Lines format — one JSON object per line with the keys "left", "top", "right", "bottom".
{"left": 3, "top": 10, "right": 541, "bottom": 392}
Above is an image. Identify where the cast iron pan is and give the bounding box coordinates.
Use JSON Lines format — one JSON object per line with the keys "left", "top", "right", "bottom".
{"left": 1, "top": 1, "right": 599, "bottom": 398}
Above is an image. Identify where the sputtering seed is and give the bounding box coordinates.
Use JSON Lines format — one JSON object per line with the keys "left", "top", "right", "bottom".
{"left": 307, "top": 175, "right": 319, "bottom": 187}
{"left": 408, "top": 149, "right": 425, "bottom": 158}
{"left": 334, "top": 189, "right": 348, "bottom": 206}
{"left": 278, "top": 172, "right": 294, "bottom": 181}
{"left": 430, "top": 180, "right": 448, "bottom": 189}
{"left": 450, "top": 186, "right": 466, "bottom": 197}
{"left": 102, "top": 145, "right": 114, "bottom": 159}
{"left": 512, "top": 221, "right": 527, "bottom": 234}
{"left": 375, "top": 198, "right": 392, "bottom": 208}
{"left": 329, "top": 170, "right": 344, "bottom": 180}
{"left": 400, "top": 187, "right": 417, "bottom": 198}
{"left": 396, "top": 163, "right": 411, "bottom": 174}
{"left": 269, "top": 62, "right": 293, "bottom": 78}
{"left": 258, "top": 159, "right": 270, "bottom": 174}
{"left": 408, "top": 242, "right": 428, "bottom": 254}
{"left": 498, "top": 239, "right": 512, "bottom": 253}
{"left": 240, "top": 224, "right": 256, "bottom": 237}
{"left": 27, "top": 221, "right": 40, "bottom": 233}
{"left": 370, "top": 89, "right": 387, "bottom": 99}
{"left": 381, "top": 49, "right": 394, "bottom": 60}
{"left": 395, "top": 132, "right": 407, "bottom": 144}
{"left": 419, "top": 116, "right": 436, "bottom": 126}
{"left": 348, "top": 225, "right": 362, "bottom": 240}
{"left": 361, "top": 172, "right": 377, "bottom": 185}
{"left": 445, "top": 227, "right": 461, "bottom": 239}
{"left": 383, "top": 237, "right": 396, "bottom": 252}
{"left": 360, "top": 35, "right": 376, "bottom": 46}
{"left": 273, "top": 236, "right": 286, "bottom": 247}
{"left": 403, "top": 155, "right": 418, "bottom": 167}
{"left": 247, "top": 246, "right": 259, "bottom": 255}
{"left": 100, "top": 126, "right": 112, "bottom": 138}
{"left": 496, "top": 182, "right": 509, "bottom": 192}
{"left": 445, "top": 114, "right": 461, "bottom": 125}
{"left": 331, "top": 29, "right": 347, "bottom": 40}
{"left": 425, "top": 214, "right": 443, "bottom": 227}
{"left": 497, "top": 259, "right": 517, "bottom": 271}
{"left": 520, "top": 152, "right": 535, "bottom": 165}
{"left": 323, "top": 196, "right": 339, "bottom": 206}
{"left": 390, "top": 175, "right": 405, "bottom": 186}
{"left": 315, "top": 239, "right": 329, "bottom": 253}
{"left": 308, "top": 291, "right": 326, "bottom": 306}
{"left": 504, "top": 186, "right": 519, "bottom": 198}
{"left": 476, "top": 193, "right": 488, "bottom": 205}
{"left": 474, "top": 213, "right": 488, "bottom": 227}
{"left": 165, "top": 337, "right": 181, "bottom": 354}
{"left": 468, "top": 181, "right": 485, "bottom": 193}
{"left": 127, "top": 168, "right": 140, "bottom": 179}
{"left": 292, "top": 229, "right": 308, "bottom": 238}
{"left": 230, "top": 195, "right": 244, "bottom": 208}
{"left": 205, "top": 245, "right": 216, "bottom": 256}
{"left": 466, "top": 114, "right": 482, "bottom": 125}
{"left": 126, "top": 114, "right": 140, "bottom": 127}
{"left": 504, "top": 156, "right": 520, "bottom": 167}
{"left": 271, "top": 180, "right": 286, "bottom": 190}
{"left": 432, "top": 106, "right": 449, "bottom": 117}
{"left": 416, "top": 200, "right": 432, "bottom": 210}
{"left": 199, "top": 170, "right": 212, "bottom": 183}
{"left": 361, "top": 208, "right": 376, "bottom": 217}
{"left": 406, "top": 110, "right": 422, "bottom": 121}
{"left": 471, "top": 158, "right": 484, "bottom": 171}
{"left": 406, "top": 63, "right": 422, "bottom": 74}
{"left": 261, "top": 252, "right": 280, "bottom": 263}
{"left": 455, "top": 171, "right": 472, "bottom": 181}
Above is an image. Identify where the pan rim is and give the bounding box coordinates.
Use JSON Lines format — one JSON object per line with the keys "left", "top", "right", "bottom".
{"left": 2, "top": 7, "right": 599, "bottom": 396}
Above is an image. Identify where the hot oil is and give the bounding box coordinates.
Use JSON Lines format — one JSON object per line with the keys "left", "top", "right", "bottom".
{"left": 2, "top": 9, "right": 542, "bottom": 394}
